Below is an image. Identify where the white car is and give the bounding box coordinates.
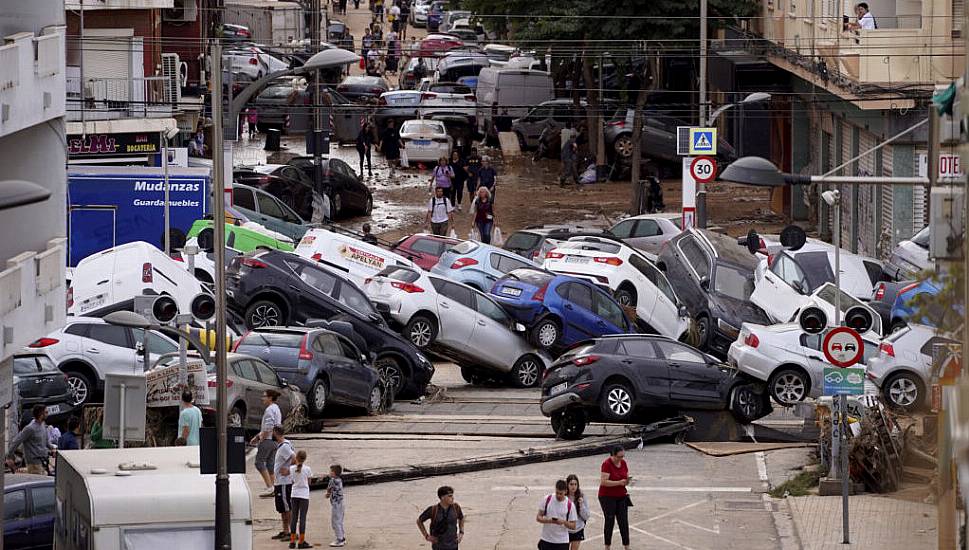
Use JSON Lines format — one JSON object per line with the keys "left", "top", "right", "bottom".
{"left": 482, "top": 43, "right": 517, "bottom": 66}
{"left": 728, "top": 322, "right": 879, "bottom": 405}
{"left": 786, "top": 282, "right": 883, "bottom": 338}
{"left": 296, "top": 227, "right": 419, "bottom": 287}
{"left": 885, "top": 226, "right": 930, "bottom": 280}
{"left": 25, "top": 316, "right": 179, "bottom": 406}
{"left": 418, "top": 80, "right": 476, "bottom": 124}
{"left": 224, "top": 47, "right": 289, "bottom": 80}
{"left": 750, "top": 242, "right": 882, "bottom": 324}
{"left": 411, "top": 0, "right": 433, "bottom": 25}
{"left": 69, "top": 241, "right": 214, "bottom": 323}
{"left": 866, "top": 324, "right": 958, "bottom": 410}
{"left": 399, "top": 119, "right": 453, "bottom": 165}
{"left": 542, "top": 236, "right": 690, "bottom": 340}
{"left": 364, "top": 264, "right": 549, "bottom": 387}
{"left": 608, "top": 213, "right": 683, "bottom": 256}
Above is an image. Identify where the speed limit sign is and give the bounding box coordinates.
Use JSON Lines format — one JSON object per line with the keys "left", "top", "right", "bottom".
{"left": 690, "top": 156, "right": 717, "bottom": 183}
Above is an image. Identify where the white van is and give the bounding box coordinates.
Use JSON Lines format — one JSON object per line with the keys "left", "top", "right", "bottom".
{"left": 475, "top": 67, "right": 554, "bottom": 140}
{"left": 295, "top": 228, "right": 419, "bottom": 287}
{"left": 55, "top": 446, "right": 252, "bottom": 550}
{"left": 69, "top": 241, "right": 212, "bottom": 321}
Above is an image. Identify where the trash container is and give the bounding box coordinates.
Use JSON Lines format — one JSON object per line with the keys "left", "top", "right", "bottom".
{"left": 264, "top": 129, "right": 282, "bottom": 151}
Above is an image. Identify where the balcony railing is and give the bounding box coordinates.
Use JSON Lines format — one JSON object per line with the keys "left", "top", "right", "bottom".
{"left": 0, "top": 28, "right": 66, "bottom": 138}
{"left": 66, "top": 72, "right": 175, "bottom": 121}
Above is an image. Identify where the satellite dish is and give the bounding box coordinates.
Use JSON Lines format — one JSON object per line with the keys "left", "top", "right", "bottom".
{"left": 780, "top": 225, "right": 807, "bottom": 251}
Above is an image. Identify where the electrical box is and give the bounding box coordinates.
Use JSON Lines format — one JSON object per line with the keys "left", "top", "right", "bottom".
{"left": 929, "top": 186, "right": 965, "bottom": 259}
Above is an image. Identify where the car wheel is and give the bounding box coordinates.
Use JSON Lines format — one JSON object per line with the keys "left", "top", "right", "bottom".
{"left": 730, "top": 384, "right": 765, "bottom": 423}
{"left": 614, "top": 134, "right": 634, "bottom": 158}
{"left": 228, "top": 405, "right": 245, "bottom": 428}
{"left": 308, "top": 378, "right": 328, "bottom": 417}
{"left": 366, "top": 385, "right": 383, "bottom": 415}
{"left": 404, "top": 314, "right": 437, "bottom": 349}
{"left": 889, "top": 320, "right": 908, "bottom": 334}
{"left": 551, "top": 409, "right": 587, "bottom": 440}
{"left": 599, "top": 382, "right": 635, "bottom": 422}
{"left": 614, "top": 286, "right": 637, "bottom": 308}
{"left": 332, "top": 193, "right": 344, "bottom": 217}
{"left": 375, "top": 356, "right": 405, "bottom": 397}
{"left": 884, "top": 372, "right": 923, "bottom": 411}
{"left": 65, "top": 371, "right": 93, "bottom": 407}
{"left": 510, "top": 356, "right": 543, "bottom": 388}
{"left": 770, "top": 368, "right": 809, "bottom": 405}
{"left": 530, "top": 318, "right": 560, "bottom": 350}
{"left": 695, "top": 315, "right": 710, "bottom": 350}
{"left": 364, "top": 195, "right": 374, "bottom": 215}
{"left": 245, "top": 300, "right": 284, "bottom": 329}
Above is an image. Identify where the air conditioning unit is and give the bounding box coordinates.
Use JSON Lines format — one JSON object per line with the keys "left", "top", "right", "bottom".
{"left": 163, "top": 0, "right": 198, "bottom": 22}
{"left": 161, "top": 53, "right": 182, "bottom": 107}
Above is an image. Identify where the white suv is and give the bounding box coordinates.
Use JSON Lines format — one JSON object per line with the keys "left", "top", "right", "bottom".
{"left": 542, "top": 236, "right": 690, "bottom": 339}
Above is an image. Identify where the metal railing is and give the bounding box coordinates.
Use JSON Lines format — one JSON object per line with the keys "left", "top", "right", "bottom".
{"left": 67, "top": 71, "right": 175, "bottom": 119}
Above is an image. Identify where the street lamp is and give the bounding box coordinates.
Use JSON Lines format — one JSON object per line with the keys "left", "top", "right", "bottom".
{"left": 705, "top": 92, "right": 772, "bottom": 127}
{"left": 720, "top": 156, "right": 929, "bottom": 186}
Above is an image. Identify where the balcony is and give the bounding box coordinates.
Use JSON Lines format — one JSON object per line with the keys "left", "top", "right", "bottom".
{"left": 0, "top": 239, "right": 66, "bottom": 363}
{"left": 66, "top": 71, "right": 176, "bottom": 121}
{"left": 64, "top": 0, "right": 173, "bottom": 9}
{"left": 0, "top": 28, "right": 66, "bottom": 139}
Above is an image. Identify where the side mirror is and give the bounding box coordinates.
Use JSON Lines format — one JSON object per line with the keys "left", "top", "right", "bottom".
{"left": 514, "top": 322, "right": 526, "bottom": 333}
{"left": 360, "top": 354, "right": 369, "bottom": 364}
{"left": 678, "top": 304, "right": 688, "bottom": 318}
{"left": 699, "top": 276, "right": 710, "bottom": 291}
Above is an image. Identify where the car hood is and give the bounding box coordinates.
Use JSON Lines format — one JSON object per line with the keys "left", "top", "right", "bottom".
{"left": 713, "top": 293, "right": 771, "bottom": 327}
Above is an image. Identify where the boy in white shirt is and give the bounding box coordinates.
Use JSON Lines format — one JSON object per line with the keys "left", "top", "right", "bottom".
{"left": 536, "top": 480, "right": 577, "bottom": 550}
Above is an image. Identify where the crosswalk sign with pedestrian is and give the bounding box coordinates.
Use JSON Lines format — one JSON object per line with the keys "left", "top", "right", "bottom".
{"left": 688, "top": 127, "right": 717, "bottom": 155}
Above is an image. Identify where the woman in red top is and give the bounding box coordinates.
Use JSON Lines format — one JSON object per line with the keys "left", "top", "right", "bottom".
{"left": 597, "top": 446, "right": 631, "bottom": 549}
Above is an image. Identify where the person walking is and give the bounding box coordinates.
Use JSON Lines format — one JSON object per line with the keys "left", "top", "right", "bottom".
{"left": 465, "top": 147, "right": 481, "bottom": 205}
{"left": 399, "top": 0, "right": 410, "bottom": 39}
{"left": 356, "top": 121, "right": 374, "bottom": 177}
{"left": 177, "top": 390, "right": 203, "bottom": 446}
{"left": 559, "top": 121, "right": 574, "bottom": 156}
{"left": 379, "top": 119, "right": 403, "bottom": 177}
{"left": 566, "top": 474, "right": 591, "bottom": 549}
{"left": 417, "top": 486, "right": 465, "bottom": 550}
{"left": 389, "top": 1, "right": 401, "bottom": 32}
{"left": 361, "top": 222, "right": 379, "bottom": 244}
{"left": 272, "top": 426, "right": 296, "bottom": 542}
{"left": 361, "top": 28, "right": 373, "bottom": 58}
{"left": 374, "top": 0, "right": 384, "bottom": 21}
{"left": 476, "top": 156, "right": 498, "bottom": 202}
{"left": 560, "top": 132, "right": 580, "bottom": 188}
{"left": 326, "top": 464, "right": 347, "bottom": 547}
{"left": 429, "top": 156, "right": 455, "bottom": 202}
{"left": 6, "top": 405, "right": 53, "bottom": 474}
{"left": 470, "top": 186, "right": 495, "bottom": 244}
{"left": 449, "top": 150, "right": 468, "bottom": 210}
{"left": 386, "top": 36, "right": 400, "bottom": 74}
{"left": 598, "top": 446, "right": 632, "bottom": 550}
{"left": 57, "top": 417, "right": 82, "bottom": 451}
{"left": 250, "top": 389, "right": 283, "bottom": 498}
{"left": 289, "top": 450, "right": 313, "bottom": 548}
{"left": 536, "top": 479, "right": 577, "bottom": 550}
{"left": 426, "top": 186, "right": 454, "bottom": 236}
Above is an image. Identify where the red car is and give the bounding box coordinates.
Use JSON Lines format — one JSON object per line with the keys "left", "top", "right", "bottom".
{"left": 418, "top": 34, "right": 465, "bottom": 57}
{"left": 391, "top": 233, "right": 462, "bottom": 271}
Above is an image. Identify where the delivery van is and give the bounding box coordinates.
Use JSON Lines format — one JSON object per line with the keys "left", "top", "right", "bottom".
{"left": 475, "top": 68, "right": 554, "bottom": 140}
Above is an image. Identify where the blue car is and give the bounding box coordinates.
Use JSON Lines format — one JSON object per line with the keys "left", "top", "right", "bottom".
{"left": 491, "top": 268, "right": 635, "bottom": 351}
{"left": 431, "top": 240, "right": 539, "bottom": 292}
{"left": 890, "top": 278, "right": 957, "bottom": 331}
{"left": 426, "top": 1, "right": 446, "bottom": 31}
{"left": 4, "top": 474, "right": 54, "bottom": 550}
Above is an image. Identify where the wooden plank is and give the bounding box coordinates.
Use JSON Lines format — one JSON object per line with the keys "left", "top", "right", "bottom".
{"left": 686, "top": 441, "right": 816, "bottom": 457}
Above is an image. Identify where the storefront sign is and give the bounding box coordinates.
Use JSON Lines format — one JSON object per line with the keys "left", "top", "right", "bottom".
{"left": 67, "top": 132, "right": 162, "bottom": 158}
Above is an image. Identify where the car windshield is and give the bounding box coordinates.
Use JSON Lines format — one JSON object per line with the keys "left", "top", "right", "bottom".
{"left": 240, "top": 331, "right": 303, "bottom": 348}
{"left": 430, "top": 84, "right": 472, "bottom": 94}
{"left": 384, "top": 94, "right": 421, "bottom": 106}
{"left": 504, "top": 232, "right": 542, "bottom": 250}
{"left": 451, "top": 240, "right": 479, "bottom": 254}
{"left": 796, "top": 251, "right": 835, "bottom": 291}
{"left": 402, "top": 121, "right": 445, "bottom": 134}
{"left": 713, "top": 262, "right": 755, "bottom": 301}
{"left": 504, "top": 268, "right": 553, "bottom": 286}
{"left": 910, "top": 226, "right": 930, "bottom": 248}
{"left": 378, "top": 265, "right": 420, "bottom": 283}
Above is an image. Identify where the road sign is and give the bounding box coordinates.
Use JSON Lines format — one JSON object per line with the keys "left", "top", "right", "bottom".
{"left": 690, "top": 156, "right": 717, "bottom": 183}
{"left": 822, "top": 327, "right": 864, "bottom": 367}
{"left": 688, "top": 127, "right": 717, "bottom": 155}
{"left": 682, "top": 207, "right": 696, "bottom": 229}
{"left": 823, "top": 367, "right": 865, "bottom": 395}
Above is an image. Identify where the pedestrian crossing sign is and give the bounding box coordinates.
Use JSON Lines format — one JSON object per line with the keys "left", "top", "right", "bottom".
{"left": 688, "top": 127, "right": 717, "bottom": 155}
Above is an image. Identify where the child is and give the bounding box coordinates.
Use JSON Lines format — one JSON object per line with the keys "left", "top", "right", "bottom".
{"left": 325, "top": 464, "right": 346, "bottom": 547}
{"left": 289, "top": 450, "right": 313, "bottom": 549}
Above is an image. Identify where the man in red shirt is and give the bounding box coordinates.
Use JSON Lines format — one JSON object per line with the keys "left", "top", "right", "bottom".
{"left": 598, "top": 446, "right": 631, "bottom": 549}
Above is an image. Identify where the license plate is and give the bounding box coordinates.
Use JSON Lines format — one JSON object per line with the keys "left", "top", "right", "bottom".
{"left": 47, "top": 405, "right": 61, "bottom": 415}
{"left": 79, "top": 296, "right": 106, "bottom": 312}
{"left": 415, "top": 139, "right": 431, "bottom": 147}
{"left": 501, "top": 287, "right": 522, "bottom": 297}
{"left": 551, "top": 382, "right": 568, "bottom": 395}
{"left": 565, "top": 256, "right": 590, "bottom": 264}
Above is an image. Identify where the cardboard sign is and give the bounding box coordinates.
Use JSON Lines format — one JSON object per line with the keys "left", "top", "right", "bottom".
{"left": 146, "top": 361, "right": 210, "bottom": 408}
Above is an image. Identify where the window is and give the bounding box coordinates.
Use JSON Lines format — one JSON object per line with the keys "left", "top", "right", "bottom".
{"left": 772, "top": 254, "right": 808, "bottom": 293}
{"left": 87, "top": 324, "right": 129, "bottom": 348}
{"left": 561, "top": 283, "right": 594, "bottom": 311}
{"left": 714, "top": 263, "right": 755, "bottom": 301}
{"left": 316, "top": 333, "right": 344, "bottom": 356}
{"left": 632, "top": 219, "right": 661, "bottom": 237}
{"left": 13, "top": 356, "right": 43, "bottom": 375}
{"left": 65, "top": 323, "right": 88, "bottom": 337}
{"left": 439, "top": 281, "right": 475, "bottom": 309}
{"left": 503, "top": 232, "right": 542, "bottom": 250}
{"left": 629, "top": 254, "right": 677, "bottom": 304}
{"left": 4, "top": 490, "right": 26, "bottom": 521}
{"left": 245, "top": 332, "right": 304, "bottom": 348}
{"left": 475, "top": 294, "right": 511, "bottom": 324}
{"left": 298, "top": 265, "right": 337, "bottom": 295}
{"left": 495, "top": 254, "right": 533, "bottom": 274}
{"left": 233, "top": 188, "right": 256, "bottom": 210}
{"left": 620, "top": 338, "right": 658, "bottom": 358}
{"left": 336, "top": 283, "right": 377, "bottom": 316}
{"left": 593, "top": 293, "right": 627, "bottom": 328}
{"left": 338, "top": 338, "right": 361, "bottom": 361}
{"left": 678, "top": 237, "right": 711, "bottom": 279}
{"left": 800, "top": 333, "right": 822, "bottom": 350}
{"left": 920, "top": 337, "right": 959, "bottom": 357}
{"left": 610, "top": 220, "right": 636, "bottom": 239}
{"left": 131, "top": 330, "right": 179, "bottom": 354}
{"left": 410, "top": 238, "right": 447, "bottom": 256}
{"left": 253, "top": 360, "right": 280, "bottom": 386}
{"left": 232, "top": 359, "right": 258, "bottom": 381}
{"left": 31, "top": 486, "right": 56, "bottom": 516}
{"left": 256, "top": 191, "right": 286, "bottom": 219}
{"left": 655, "top": 341, "right": 706, "bottom": 363}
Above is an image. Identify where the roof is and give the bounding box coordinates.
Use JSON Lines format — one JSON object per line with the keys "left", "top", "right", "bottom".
{"left": 249, "top": 164, "right": 285, "bottom": 174}
{"left": 626, "top": 212, "right": 680, "bottom": 221}
{"left": 696, "top": 229, "right": 761, "bottom": 269}
{"left": 6, "top": 473, "right": 53, "bottom": 489}
{"left": 59, "top": 447, "right": 251, "bottom": 526}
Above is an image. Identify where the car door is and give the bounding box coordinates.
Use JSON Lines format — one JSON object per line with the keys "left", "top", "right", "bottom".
{"left": 797, "top": 332, "right": 829, "bottom": 396}
{"left": 4, "top": 489, "right": 31, "bottom": 550}
{"left": 472, "top": 291, "right": 522, "bottom": 370}
{"left": 285, "top": 260, "right": 342, "bottom": 322}
{"left": 629, "top": 254, "right": 680, "bottom": 337}
{"left": 627, "top": 218, "right": 666, "bottom": 253}
{"left": 617, "top": 338, "right": 670, "bottom": 404}
{"left": 492, "top": 253, "right": 534, "bottom": 282}
{"left": 255, "top": 189, "right": 305, "bottom": 242}
{"left": 315, "top": 332, "right": 354, "bottom": 403}
{"left": 336, "top": 335, "right": 374, "bottom": 406}
{"left": 27, "top": 484, "right": 55, "bottom": 549}
{"left": 231, "top": 359, "right": 266, "bottom": 428}
{"left": 83, "top": 323, "right": 136, "bottom": 378}
{"left": 430, "top": 279, "right": 477, "bottom": 352}
{"left": 751, "top": 253, "right": 808, "bottom": 323}
{"left": 333, "top": 159, "right": 366, "bottom": 207}
{"left": 592, "top": 289, "right": 632, "bottom": 335}
{"left": 655, "top": 340, "right": 724, "bottom": 406}
{"left": 555, "top": 282, "right": 601, "bottom": 343}
{"left": 232, "top": 186, "right": 263, "bottom": 224}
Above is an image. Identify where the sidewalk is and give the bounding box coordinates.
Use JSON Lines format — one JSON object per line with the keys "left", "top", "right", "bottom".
{"left": 785, "top": 494, "right": 936, "bottom": 549}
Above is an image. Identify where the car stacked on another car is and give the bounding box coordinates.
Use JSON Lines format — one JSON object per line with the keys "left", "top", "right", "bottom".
{"left": 390, "top": 233, "right": 463, "bottom": 270}
{"left": 295, "top": 227, "right": 420, "bottom": 287}
{"left": 502, "top": 224, "right": 605, "bottom": 263}
{"left": 432, "top": 240, "right": 539, "bottom": 292}
{"left": 287, "top": 156, "right": 374, "bottom": 218}
{"left": 607, "top": 213, "right": 683, "bottom": 257}
{"left": 866, "top": 324, "right": 958, "bottom": 410}
{"left": 884, "top": 226, "right": 930, "bottom": 280}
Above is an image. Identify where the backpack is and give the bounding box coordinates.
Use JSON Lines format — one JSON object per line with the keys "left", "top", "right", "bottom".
{"left": 429, "top": 503, "right": 462, "bottom": 535}
{"left": 543, "top": 495, "right": 572, "bottom": 519}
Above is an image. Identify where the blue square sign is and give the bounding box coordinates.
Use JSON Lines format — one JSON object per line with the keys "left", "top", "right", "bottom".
{"left": 688, "top": 127, "right": 717, "bottom": 155}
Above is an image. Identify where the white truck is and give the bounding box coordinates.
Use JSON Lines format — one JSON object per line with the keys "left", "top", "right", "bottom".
{"left": 475, "top": 67, "right": 554, "bottom": 141}
{"left": 54, "top": 446, "right": 252, "bottom": 550}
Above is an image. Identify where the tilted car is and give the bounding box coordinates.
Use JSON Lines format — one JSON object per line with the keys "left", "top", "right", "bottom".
{"left": 390, "top": 233, "right": 463, "bottom": 271}
{"left": 287, "top": 156, "right": 374, "bottom": 218}
{"left": 431, "top": 240, "right": 538, "bottom": 292}
{"left": 884, "top": 226, "right": 930, "bottom": 280}
{"left": 295, "top": 227, "right": 420, "bottom": 288}
{"left": 540, "top": 335, "right": 772, "bottom": 439}
{"left": 866, "top": 324, "right": 958, "bottom": 411}
{"left": 503, "top": 224, "right": 605, "bottom": 263}
{"left": 364, "top": 265, "right": 549, "bottom": 387}
{"left": 607, "top": 213, "right": 682, "bottom": 257}
{"left": 229, "top": 181, "right": 317, "bottom": 242}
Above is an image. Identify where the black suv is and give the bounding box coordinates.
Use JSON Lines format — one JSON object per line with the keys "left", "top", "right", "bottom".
{"left": 288, "top": 156, "right": 373, "bottom": 218}
{"left": 539, "top": 334, "right": 771, "bottom": 439}
{"left": 225, "top": 250, "right": 434, "bottom": 397}
{"left": 657, "top": 229, "right": 771, "bottom": 356}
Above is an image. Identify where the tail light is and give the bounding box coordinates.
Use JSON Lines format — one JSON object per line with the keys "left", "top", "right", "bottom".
{"left": 28, "top": 337, "right": 59, "bottom": 348}
{"left": 573, "top": 355, "right": 600, "bottom": 367}
{"left": 299, "top": 334, "right": 313, "bottom": 361}
{"left": 142, "top": 262, "right": 153, "bottom": 283}
{"left": 532, "top": 283, "right": 549, "bottom": 302}
{"left": 421, "top": 92, "right": 438, "bottom": 100}
{"left": 546, "top": 251, "right": 564, "bottom": 260}
{"left": 607, "top": 120, "right": 625, "bottom": 127}
{"left": 208, "top": 379, "right": 234, "bottom": 388}
{"left": 450, "top": 257, "right": 478, "bottom": 269}
{"left": 391, "top": 281, "right": 425, "bottom": 293}
{"left": 249, "top": 57, "right": 258, "bottom": 65}
{"left": 899, "top": 282, "right": 919, "bottom": 295}
{"left": 66, "top": 286, "right": 74, "bottom": 309}
{"left": 880, "top": 342, "right": 895, "bottom": 357}
{"left": 767, "top": 254, "right": 775, "bottom": 267}
{"left": 311, "top": 253, "right": 323, "bottom": 261}
{"left": 464, "top": 95, "right": 475, "bottom": 102}
{"left": 744, "top": 332, "right": 760, "bottom": 348}
{"left": 873, "top": 283, "right": 886, "bottom": 302}
{"left": 594, "top": 256, "right": 623, "bottom": 266}
{"left": 378, "top": 96, "right": 388, "bottom": 106}
{"left": 232, "top": 331, "right": 250, "bottom": 352}
{"left": 240, "top": 257, "right": 268, "bottom": 269}
{"left": 758, "top": 238, "right": 768, "bottom": 254}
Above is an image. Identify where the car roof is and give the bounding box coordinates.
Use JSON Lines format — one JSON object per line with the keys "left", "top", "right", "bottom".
{"left": 693, "top": 229, "right": 761, "bottom": 268}
{"left": 5, "top": 473, "right": 53, "bottom": 490}
{"left": 248, "top": 164, "right": 286, "bottom": 174}
{"left": 624, "top": 212, "right": 680, "bottom": 221}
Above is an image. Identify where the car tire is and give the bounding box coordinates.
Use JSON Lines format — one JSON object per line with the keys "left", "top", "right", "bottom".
{"left": 889, "top": 320, "right": 908, "bottom": 334}
{"left": 551, "top": 409, "right": 587, "bottom": 440}
{"left": 64, "top": 370, "right": 94, "bottom": 407}
{"left": 883, "top": 372, "right": 924, "bottom": 411}
{"left": 730, "top": 383, "right": 765, "bottom": 423}
{"left": 375, "top": 356, "right": 406, "bottom": 397}
{"left": 599, "top": 382, "right": 635, "bottom": 422}
{"left": 308, "top": 378, "right": 329, "bottom": 417}
{"left": 365, "top": 384, "right": 383, "bottom": 415}
{"left": 614, "top": 134, "right": 634, "bottom": 158}
{"left": 510, "top": 355, "right": 543, "bottom": 388}
{"left": 404, "top": 314, "right": 437, "bottom": 349}
{"left": 245, "top": 300, "right": 284, "bottom": 329}
{"left": 229, "top": 405, "right": 245, "bottom": 428}
{"left": 364, "top": 195, "right": 374, "bottom": 215}
{"left": 769, "top": 368, "right": 810, "bottom": 405}
{"left": 695, "top": 315, "right": 711, "bottom": 350}
{"left": 530, "top": 318, "right": 560, "bottom": 350}
{"left": 614, "top": 286, "right": 637, "bottom": 308}
{"left": 460, "top": 366, "right": 485, "bottom": 385}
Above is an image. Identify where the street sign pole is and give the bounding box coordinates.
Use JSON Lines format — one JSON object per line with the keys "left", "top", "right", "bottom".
{"left": 840, "top": 392, "right": 849, "bottom": 543}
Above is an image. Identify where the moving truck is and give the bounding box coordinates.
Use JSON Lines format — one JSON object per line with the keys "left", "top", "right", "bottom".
{"left": 67, "top": 166, "right": 211, "bottom": 266}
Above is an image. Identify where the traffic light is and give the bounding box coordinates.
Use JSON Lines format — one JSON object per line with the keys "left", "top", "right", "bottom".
{"left": 134, "top": 294, "right": 178, "bottom": 324}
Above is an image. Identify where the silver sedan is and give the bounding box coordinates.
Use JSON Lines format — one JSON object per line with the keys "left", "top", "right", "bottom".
{"left": 608, "top": 213, "right": 683, "bottom": 257}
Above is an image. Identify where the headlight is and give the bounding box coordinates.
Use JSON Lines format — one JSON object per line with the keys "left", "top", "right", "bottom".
{"left": 417, "top": 352, "right": 430, "bottom": 365}
{"left": 717, "top": 318, "right": 740, "bottom": 339}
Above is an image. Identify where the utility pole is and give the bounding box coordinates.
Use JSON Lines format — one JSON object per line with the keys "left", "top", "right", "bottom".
{"left": 312, "top": 0, "right": 324, "bottom": 198}
{"left": 697, "top": 0, "right": 709, "bottom": 228}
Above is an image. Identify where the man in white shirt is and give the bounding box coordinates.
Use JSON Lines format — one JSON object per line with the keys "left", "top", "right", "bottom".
{"left": 250, "top": 389, "right": 283, "bottom": 497}
{"left": 847, "top": 2, "right": 876, "bottom": 30}
{"left": 536, "top": 480, "right": 577, "bottom": 550}
{"left": 271, "top": 426, "right": 296, "bottom": 542}
{"left": 426, "top": 186, "right": 454, "bottom": 236}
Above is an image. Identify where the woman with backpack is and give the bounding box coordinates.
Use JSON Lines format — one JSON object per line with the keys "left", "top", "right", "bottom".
{"left": 566, "top": 474, "right": 591, "bottom": 548}
{"left": 429, "top": 156, "right": 455, "bottom": 203}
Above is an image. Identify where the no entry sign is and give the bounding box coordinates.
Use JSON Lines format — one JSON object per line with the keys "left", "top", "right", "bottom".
{"left": 822, "top": 327, "right": 864, "bottom": 367}
{"left": 690, "top": 156, "right": 717, "bottom": 183}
